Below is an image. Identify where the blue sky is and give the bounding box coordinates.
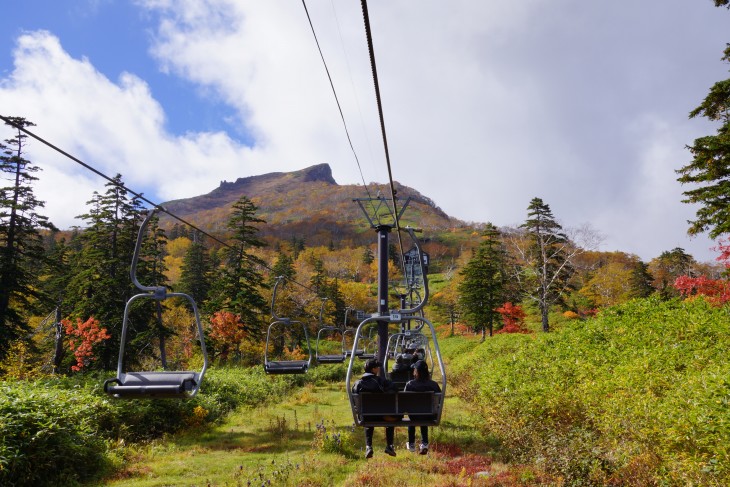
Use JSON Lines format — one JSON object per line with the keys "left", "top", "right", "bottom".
{"left": 0, "top": 1, "right": 241, "bottom": 138}
{"left": 0, "top": 1, "right": 729, "bottom": 262}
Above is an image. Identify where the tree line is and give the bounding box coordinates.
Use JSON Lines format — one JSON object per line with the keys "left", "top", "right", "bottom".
{"left": 3, "top": 0, "right": 730, "bottom": 374}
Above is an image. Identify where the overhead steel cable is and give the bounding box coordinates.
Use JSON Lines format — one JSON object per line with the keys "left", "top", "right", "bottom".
{"left": 301, "top": 0, "right": 373, "bottom": 199}
{"left": 359, "top": 0, "right": 407, "bottom": 275}
{"left": 0, "top": 114, "right": 319, "bottom": 296}
{"left": 329, "top": 0, "right": 380, "bottom": 189}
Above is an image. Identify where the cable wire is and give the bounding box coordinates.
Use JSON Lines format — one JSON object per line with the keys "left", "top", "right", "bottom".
{"left": 301, "top": 0, "right": 373, "bottom": 201}
{"left": 359, "top": 0, "right": 407, "bottom": 275}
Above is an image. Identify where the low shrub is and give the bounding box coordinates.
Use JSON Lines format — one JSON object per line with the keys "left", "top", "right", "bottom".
{"left": 0, "top": 363, "right": 338, "bottom": 486}
{"left": 448, "top": 296, "right": 730, "bottom": 485}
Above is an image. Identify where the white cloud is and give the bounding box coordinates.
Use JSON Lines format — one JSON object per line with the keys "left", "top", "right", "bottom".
{"left": 0, "top": 30, "right": 255, "bottom": 227}
{"left": 0, "top": 0, "right": 727, "bottom": 263}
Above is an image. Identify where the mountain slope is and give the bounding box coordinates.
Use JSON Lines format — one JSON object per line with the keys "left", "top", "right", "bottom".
{"left": 159, "top": 163, "right": 460, "bottom": 246}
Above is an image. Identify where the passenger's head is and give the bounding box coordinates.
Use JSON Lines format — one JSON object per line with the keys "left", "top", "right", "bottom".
{"left": 412, "top": 360, "right": 430, "bottom": 380}
{"left": 364, "top": 358, "right": 382, "bottom": 373}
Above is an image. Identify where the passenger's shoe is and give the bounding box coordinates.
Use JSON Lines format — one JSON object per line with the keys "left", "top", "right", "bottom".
{"left": 405, "top": 442, "right": 416, "bottom": 453}
{"left": 365, "top": 446, "right": 373, "bottom": 458}
{"left": 384, "top": 445, "right": 396, "bottom": 457}
{"left": 418, "top": 443, "right": 428, "bottom": 455}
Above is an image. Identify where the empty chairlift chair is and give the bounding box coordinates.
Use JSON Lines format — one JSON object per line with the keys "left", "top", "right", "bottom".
{"left": 264, "top": 277, "right": 312, "bottom": 374}
{"left": 315, "top": 298, "right": 346, "bottom": 364}
{"left": 104, "top": 209, "right": 209, "bottom": 399}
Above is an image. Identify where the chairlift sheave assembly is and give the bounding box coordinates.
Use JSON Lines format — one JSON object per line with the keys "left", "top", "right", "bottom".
{"left": 104, "top": 208, "right": 209, "bottom": 399}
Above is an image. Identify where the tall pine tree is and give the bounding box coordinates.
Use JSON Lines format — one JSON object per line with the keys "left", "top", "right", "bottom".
{"left": 64, "top": 175, "right": 143, "bottom": 369}
{"left": 208, "top": 196, "right": 267, "bottom": 337}
{"left": 677, "top": 3, "right": 730, "bottom": 237}
{"left": 458, "top": 223, "right": 509, "bottom": 340}
{"left": 518, "top": 198, "right": 574, "bottom": 332}
{"left": 178, "top": 235, "right": 212, "bottom": 306}
{"left": 0, "top": 117, "right": 56, "bottom": 359}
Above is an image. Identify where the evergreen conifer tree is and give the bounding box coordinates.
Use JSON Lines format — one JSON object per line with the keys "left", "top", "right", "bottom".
{"left": 64, "top": 175, "right": 143, "bottom": 369}
{"left": 178, "top": 233, "right": 212, "bottom": 305}
{"left": 457, "top": 223, "right": 508, "bottom": 339}
{"left": 677, "top": 36, "right": 730, "bottom": 238}
{"left": 518, "top": 198, "right": 574, "bottom": 332}
{"left": 270, "top": 251, "right": 295, "bottom": 285}
{"left": 0, "top": 117, "right": 56, "bottom": 359}
{"left": 208, "top": 196, "right": 267, "bottom": 337}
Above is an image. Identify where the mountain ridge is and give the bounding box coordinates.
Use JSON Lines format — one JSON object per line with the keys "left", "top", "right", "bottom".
{"left": 159, "top": 163, "right": 461, "bottom": 246}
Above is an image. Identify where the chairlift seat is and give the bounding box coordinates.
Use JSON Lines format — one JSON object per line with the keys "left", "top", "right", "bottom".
{"left": 317, "top": 354, "right": 346, "bottom": 364}
{"left": 352, "top": 391, "right": 442, "bottom": 427}
{"left": 265, "top": 360, "right": 309, "bottom": 374}
{"left": 104, "top": 371, "right": 199, "bottom": 399}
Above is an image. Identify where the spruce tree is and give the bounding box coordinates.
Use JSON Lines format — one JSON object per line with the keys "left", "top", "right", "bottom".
{"left": 270, "top": 251, "right": 295, "bottom": 285}
{"left": 677, "top": 37, "right": 730, "bottom": 238}
{"left": 64, "top": 175, "right": 143, "bottom": 369}
{"left": 457, "top": 223, "right": 508, "bottom": 340}
{"left": 208, "top": 196, "right": 267, "bottom": 337}
{"left": 0, "top": 117, "right": 56, "bottom": 359}
{"left": 519, "top": 198, "right": 574, "bottom": 332}
{"left": 310, "top": 257, "right": 327, "bottom": 296}
{"left": 178, "top": 233, "right": 212, "bottom": 305}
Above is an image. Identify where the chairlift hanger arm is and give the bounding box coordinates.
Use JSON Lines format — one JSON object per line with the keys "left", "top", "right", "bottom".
{"left": 397, "top": 227, "right": 429, "bottom": 316}
{"left": 270, "top": 276, "right": 290, "bottom": 323}
{"left": 318, "top": 297, "right": 329, "bottom": 326}
{"left": 130, "top": 209, "right": 167, "bottom": 297}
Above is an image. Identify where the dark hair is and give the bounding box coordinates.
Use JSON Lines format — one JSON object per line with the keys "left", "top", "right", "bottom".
{"left": 364, "top": 358, "right": 382, "bottom": 373}
{"left": 411, "top": 360, "right": 430, "bottom": 381}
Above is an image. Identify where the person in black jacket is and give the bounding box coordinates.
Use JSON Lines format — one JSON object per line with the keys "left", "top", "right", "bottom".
{"left": 404, "top": 360, "right": 441, "bottom": 455}
{"left": 352, "top": 358, "right": 398, "bottom": 458}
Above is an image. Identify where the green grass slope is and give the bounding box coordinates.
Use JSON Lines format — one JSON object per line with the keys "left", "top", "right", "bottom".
{"left": 448, "top": 296, "right": 730, "bottom": 485}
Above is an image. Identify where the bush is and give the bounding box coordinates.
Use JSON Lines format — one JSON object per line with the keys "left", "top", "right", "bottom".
{"left": 448, "top": 297, "right": 730, "bottom": 485}
{"left": 0, "top": 364, "right": 332, "bottom": 486}
{"left": 0, "top": 382, "right": 110, "bottom": 486}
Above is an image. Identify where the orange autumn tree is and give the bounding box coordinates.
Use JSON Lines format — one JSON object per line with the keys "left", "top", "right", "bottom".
{"left": 209, "top": 310, "right": 247, "bottom": 361}
{"left": 62, "top": 317, "right": 111, "bottom": 372}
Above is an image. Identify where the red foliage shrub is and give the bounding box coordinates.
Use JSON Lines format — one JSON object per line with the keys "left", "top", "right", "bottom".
{"left": 673, "top": 241, "right": 730, "bottom": 306}
{"left": 495, "top": 302, "right": 531, "bottom": 334}
{"left": 62, "top": 316, "right": 111, "bottom": 371}
{"left": 209, "top": 311, "right": 248, "bottom": 360}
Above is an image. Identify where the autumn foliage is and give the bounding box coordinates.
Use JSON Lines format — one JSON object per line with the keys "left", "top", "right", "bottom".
{"left": 209, "top": 310, "right": 247, "bottom": 360}
{"left": 495, "top": 302, "right": 530, "bottom": 334}
{"left": 62, "top": 316, "right": 111, "bottom": 371}
{"left": 673, "top": 241, "right": 730, "bottom": 305}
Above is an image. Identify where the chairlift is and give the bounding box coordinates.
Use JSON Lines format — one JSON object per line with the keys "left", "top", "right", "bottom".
{"left": 343, "top": 308, "right": 368, "bottom": 359}
{"left": 383, "top": 329, "right": 432, "bottom": 390}
{"left": 315, "top": 298, "right": 346, "bottom": 364}
{"left": 104, "top": 209, "right": 209, "bottom": 399}
{"left": 346, "top": 227, "right": 446, "bottom": 427}
{"left": 358, "top": 327, "right": 378, "bottom": 360}
{"left": 263, "top": 277, "right": 312, "bottom": 374}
